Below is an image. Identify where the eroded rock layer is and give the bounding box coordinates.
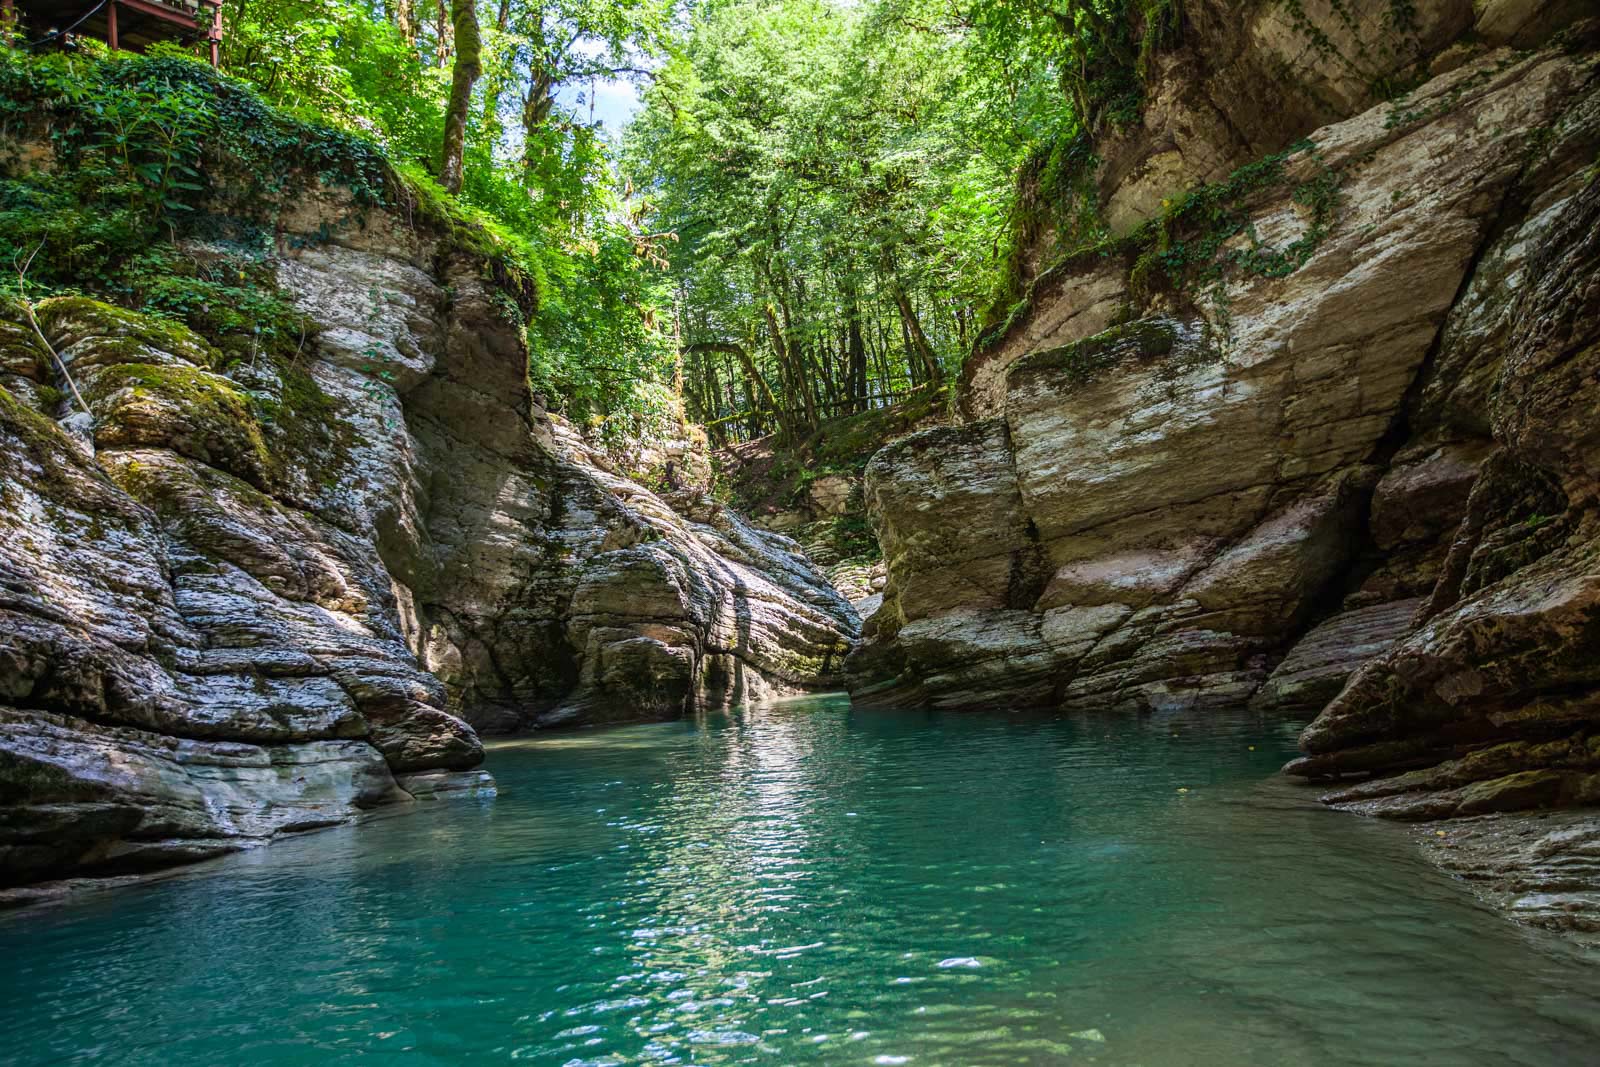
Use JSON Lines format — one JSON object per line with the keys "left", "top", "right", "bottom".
{"left": 0, "top": 192, "right": 855, "bottom": 885}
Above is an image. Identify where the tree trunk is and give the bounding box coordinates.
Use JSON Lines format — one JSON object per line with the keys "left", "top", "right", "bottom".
{"left": 881, "top": 250, "right": 942, "bottom": 387}
{"left": 767, "top": 263, "right": 816, "bottom": 433}
{"left": 871, "top": 315, "right": 893, "bottom": 402}
{"left": 702, "top": 354, "right": 726, "bottom": 447}
{"left": 438, "top": 0, "right": 481, "bottom": 194}
{"left": 899, "top": 311, "right": 921, "bottom": 388}
{"left": 842, "top": 277, "right": 868, "bottom": 413}
{"left": 686, "top": 341, "right": 784, "bottom": 440}
{"left": 434, "top": 0, "right": 454, "bottom": 68}
{"left": 521, "top": 69, "right": 557, "bottom": 178}
{"left": 892, "top": 284, "right": 941, "bottom": 387}
{"left": 393, "top": 0, "right": 418, "bottom": 49}
{"left": 519, "top": 10, "right": 557, "bottom": 181}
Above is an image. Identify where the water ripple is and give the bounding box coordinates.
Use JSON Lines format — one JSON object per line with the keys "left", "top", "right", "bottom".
{"left": 1, "top": 697, "right": 1597, "bottom": 1065}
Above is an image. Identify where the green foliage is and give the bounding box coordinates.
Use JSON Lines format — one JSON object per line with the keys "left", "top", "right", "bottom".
{"left": 627, "top": 0, "right": 1034, "bottom": 437}
{"left": 1, "top": 0, "right": 1342, "bottom": 465}
{"left": 1012, "top": 317, "right": 1177, "bottom": 387}
{"left": 803, "top": 386, "right": 948, "bottom": 473}
{"left": 224, "top": 0, "right": 680, "bottom": 423}
{"left": 1125, "top": 139, "right": 1341, "bottom": 302}
{"left": 800, "top": 512, "right": 879, "bottom": 565}
{"left": 528, "top": 221, "right": 675, "bottom": 426}
{"left": 4, "top": 0, "right": 678, "bottom": 428}
{"left": 223, "top": 0, "right": 446, "bottom": 169}
{"left": 0, "top": 47, "right": 388, "bottom": 359}
{"left": 965, "top": 0, "right": 1177, "bottom": 132}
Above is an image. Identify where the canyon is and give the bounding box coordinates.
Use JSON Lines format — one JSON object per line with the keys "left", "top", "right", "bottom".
{"left": 2, "top": 0, "right": 1599, "bottom": 944}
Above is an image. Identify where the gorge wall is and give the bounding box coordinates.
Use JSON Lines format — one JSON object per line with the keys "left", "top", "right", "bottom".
{"left": 848, "top": 2, "right": 1600, "bottom": 834}
{"left": 0, "top": 128, "right": 856, "bottom": 886}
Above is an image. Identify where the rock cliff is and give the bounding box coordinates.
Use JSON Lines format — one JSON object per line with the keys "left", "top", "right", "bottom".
{"left": 848, "top": 0, "right": 1600, "bottom": 859}
{"left": 0, "top": 135, "right": 855, "bottom": 887}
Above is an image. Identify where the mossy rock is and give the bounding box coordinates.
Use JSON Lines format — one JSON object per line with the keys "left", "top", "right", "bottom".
{"left": 0, "top": 383, "right": 148, "bottom": 519}
{"left": 0, "top": 752, "right": 86, "bottom": 803}
{"left": 250, "top": 359, "right": 355, "bottom": 492}
{"left": 0, "top": 298, "right": 48, "bottom": 378}
{"left": 805, "top": 388, "right": 948, "bottom": 474}
{"left": 0, "top": 380, "right": 75, "bottom": 456}
{"left": 34, "top": 296, "right": 220, "bottom": 370}
{"left": 90, "top": 362, "right": 273, "bottom": 489}
{"left": 1007, "top": 317, "right": 1214, "bottom": 393}
{"left": 1455, "top": 769, "right": 1569, "bottom": 815}
{"left": 392, "top": 163, "right": 539, "bottom": 317}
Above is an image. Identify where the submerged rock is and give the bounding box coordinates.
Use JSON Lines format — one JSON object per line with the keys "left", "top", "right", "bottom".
{"left": 1418, "top": 812, "right": 1600, "bottom": 946}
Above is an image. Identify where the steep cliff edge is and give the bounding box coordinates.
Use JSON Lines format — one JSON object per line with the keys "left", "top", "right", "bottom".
{"left": 0, "top": 66, "right": 855, "bottom": 887}
{"left": 847, "top": 0, "right": 1600, "bottom": 915}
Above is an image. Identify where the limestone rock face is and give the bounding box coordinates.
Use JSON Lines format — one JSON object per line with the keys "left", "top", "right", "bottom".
{"left": 1289, "top": 170, "right": 1600, "bottom": 816}
{"left": 537, "top": 421, "right": 857, "bottom": 726}
{"left": 854, "top": 43, "right": 1600, "bottom": 723}
{"left": 841, "top": 13, "right": 1600, "bottom": 932}
{"left": 0, "top": 196, "right": 854, "bottom": 885}
{"left": 1095, "top": 0, "right": 1477, "bottom": 236}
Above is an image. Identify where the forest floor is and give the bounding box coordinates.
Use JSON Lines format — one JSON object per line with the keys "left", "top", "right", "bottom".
{"left": 712, "top": 386, "right": 948, "bottom": 604}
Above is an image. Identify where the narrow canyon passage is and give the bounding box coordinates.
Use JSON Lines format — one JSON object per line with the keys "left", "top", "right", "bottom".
{"left": 4, "top": 696, "right": 1596, "bottom": 1066}
{"left": 4, "top": 1, "right": 1600, "bottom": 1062}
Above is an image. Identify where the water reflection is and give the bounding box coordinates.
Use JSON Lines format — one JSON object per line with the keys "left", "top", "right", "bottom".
{"left": 1, "top": 696, "right": 1597, "bottom": 1066}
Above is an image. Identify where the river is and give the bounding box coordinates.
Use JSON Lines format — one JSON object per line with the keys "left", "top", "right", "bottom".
{"left": 3, "top": 694, "right": 1597, "bottom": 1064}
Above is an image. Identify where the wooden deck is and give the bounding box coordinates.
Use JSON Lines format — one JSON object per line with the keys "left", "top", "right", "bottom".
{"left": 8, "top": 0, "right": 224, "bottom": 65}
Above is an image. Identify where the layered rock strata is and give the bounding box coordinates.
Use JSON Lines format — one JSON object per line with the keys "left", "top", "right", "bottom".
{"left": 0, "top": 191, "right": 855, "bottom": 885}
{"left": 849, "top": 4, "right": 1600, "bottom": 836}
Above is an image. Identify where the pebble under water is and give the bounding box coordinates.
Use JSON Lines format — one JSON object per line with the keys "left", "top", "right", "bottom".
{"left": 3, "top": 695, "right": 1599, "bottom": 1065}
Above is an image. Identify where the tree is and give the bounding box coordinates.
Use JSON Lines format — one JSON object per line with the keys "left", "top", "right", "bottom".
{"left": 623, "top": 0, "right": 1035, "bottom": 440}
{"left": 206, "top": 0, "right": 1159, "bottom": 442}
{"left": 440, "top": 0, "right": 483, "bottom": 194}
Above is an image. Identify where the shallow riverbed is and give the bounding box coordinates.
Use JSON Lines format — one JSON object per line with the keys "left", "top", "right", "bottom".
{"left": 3, "top": 695, "right": 1598, "bottom": 1065}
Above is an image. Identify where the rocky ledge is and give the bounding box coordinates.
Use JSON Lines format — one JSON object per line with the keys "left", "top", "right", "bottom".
{"left": 0, "top": 179, "right": 854, "bottom": 886}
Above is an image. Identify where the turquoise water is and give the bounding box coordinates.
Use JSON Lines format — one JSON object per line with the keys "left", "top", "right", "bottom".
{"left": 3, "top": 695, "right": 1598, "bottom": 1065}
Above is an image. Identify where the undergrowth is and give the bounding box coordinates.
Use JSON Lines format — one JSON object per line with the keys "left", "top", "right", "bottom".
{"left": 975, "top": 138, "right": 1342, "bottom": 355}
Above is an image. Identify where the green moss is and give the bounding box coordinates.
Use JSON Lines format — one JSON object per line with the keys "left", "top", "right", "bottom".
{"left": 93, "top": 362, "right": 274, "bottom": 486}
{"left": 393, "top": 162, "right": 540, "bottom": 318}
{"left": 1010, "top": 318, "right": 1186, "bottom": 390}
{"left": 0, "top": 383, "right": 146, "bottom": 518}
{"left": 1125, "top": 139, "right": 1340, "bottom": 300}
{"left": 716, "top": 387, "right": 949, "bottom": 520}
{"left": 0, "top": 49, "right": 535, "bottom": 354}
{"left": 0, "top": 753, "right": 80, "bottom": 802}
{"left": 808, "top": 388, "right": 947, "bottom": 473}
{"left": 252, "top": 359, "right": 355, "bottom": 488}
{"left": 975, "top": 236, "right": 1137, "bottom": 356}
{"left": 34, "top": 296, "right": 220, "bottom": 368}
{"left": 797, "top": 513, "right": 880, "bottom": 566}
{"left": 0, "top": 380, "right": 74, "bottom": 454}
{"left": 95, "top": 361, "right": 244, "bottom": 407}
{"left": 974, "top": 135, "right": 1342, "bottom": 381}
